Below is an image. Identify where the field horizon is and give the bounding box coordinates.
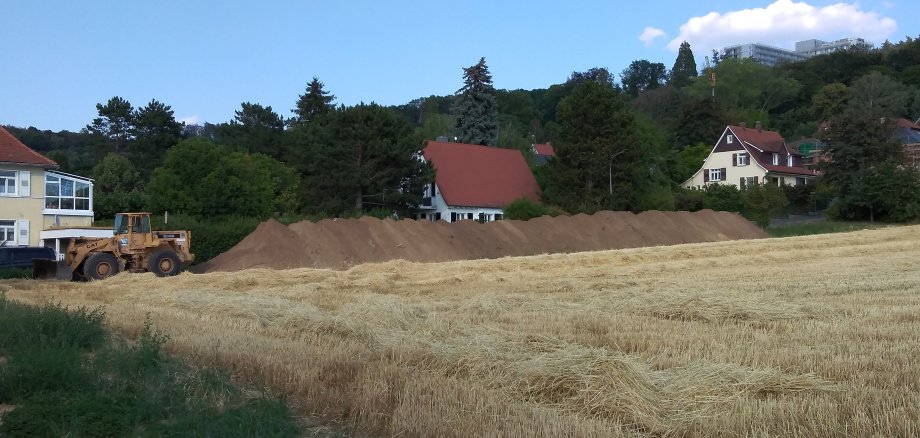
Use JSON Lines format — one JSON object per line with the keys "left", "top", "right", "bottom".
{"left": 4, "top": 225, "right": 919, "bottom": 436}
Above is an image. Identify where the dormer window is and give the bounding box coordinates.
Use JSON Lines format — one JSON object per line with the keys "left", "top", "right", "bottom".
{"left": 787, "top": 155, "right": 793, "bottom": 166}
{"left": 772, "top": 153, "right": 779, "bottom": 165}
{"left": 727, "top": 135, "right": 733, "bottom": 144}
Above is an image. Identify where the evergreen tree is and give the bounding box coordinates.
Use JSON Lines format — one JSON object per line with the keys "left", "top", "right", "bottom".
{"left": 292, "top": 77, "right": 335, "bottom": 124}
{"left": 217, "top": 102, "right": 286, "bottom": 159}
{"left": 669, "top": 41, "right": 698, "bottom": 88}
{"left": 131, "top": 99, "right": 183, "bottom": 174}
{"left": 541, "top": 81, "right": 645, "bottom": 212}
{"left": 295, "top": 104, "right": 434, "bottom": 215}
{"left": 451, "top": 57, "right": 498, "bottom": 146}
{"left": 84, "top": 96, "right": 135, "bottom": 158}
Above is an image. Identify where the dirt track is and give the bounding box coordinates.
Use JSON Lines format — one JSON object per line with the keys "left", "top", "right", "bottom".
{"left": 193, "top": 210, "right": 766, "bottom": 273}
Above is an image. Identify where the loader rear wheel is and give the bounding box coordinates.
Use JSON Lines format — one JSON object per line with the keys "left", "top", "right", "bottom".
{"left": 148, "top": 250, "right": 181, "bottom": 277}
{"left": 84, "top": 253, "right": 120, "bottom": 281}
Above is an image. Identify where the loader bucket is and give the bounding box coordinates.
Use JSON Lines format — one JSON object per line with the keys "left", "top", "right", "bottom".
{"left": 33, "top": 259, "right": 73, "bottom": 281}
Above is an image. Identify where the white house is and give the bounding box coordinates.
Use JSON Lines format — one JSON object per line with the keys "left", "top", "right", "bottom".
{"left": 683, "top": 123, "right": 818, "bottom": 189}
{"left": 416, "top": 141, "right": 541, "bottom": 222}
{"left": 0, "top": 126, "right": 107, "bottom": 257}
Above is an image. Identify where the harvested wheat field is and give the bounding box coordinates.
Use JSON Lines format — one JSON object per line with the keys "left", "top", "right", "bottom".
{"left": 4, "top": 225, "right": 920, "bottom": 436}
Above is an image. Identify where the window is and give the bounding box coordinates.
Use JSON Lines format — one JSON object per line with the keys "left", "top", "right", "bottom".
{"left": 45, "top": 174, "right": 91, "bottom": 212}
{"left": 727, "top": 135, "right": 733, "bottom": 144}
{"left": 740, "top": 176, "right": 757, "bottom": 188}
{"left": 708, "top": 168, "right": 722, "bottom": 181}
{"left": 0, "top": 220, "right": 14, "bottom": 244}
{"left": 796, "top": 177, "right": 807, "bottom": 186}
{"left": 772, "top": 153, "right": 779, "bottom": 165}
{"left": 787, "top": 155, "right": 793, "bottom": 166}
{"left": 494, "top": 213, "right": 503, "bottom": 221}
{"left": 0, "top": 171, "right": 15, "bottom": 195}
{"left": 738, "top": 153, "right": 749, "bottom": 166}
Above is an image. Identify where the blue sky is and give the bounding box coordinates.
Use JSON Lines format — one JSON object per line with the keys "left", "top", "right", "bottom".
{"left": 1, "top": 0, "right": 914, "bottom": 131}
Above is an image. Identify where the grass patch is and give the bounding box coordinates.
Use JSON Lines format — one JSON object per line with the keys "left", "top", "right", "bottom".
{"left": 0, "top": 294, "right": 301, "bottom": 437}
{"left": 766, "top": 220, "right": 889, "bottom": 237}
{"left": 0, "top": 268, "right": 31, "bottom": 280}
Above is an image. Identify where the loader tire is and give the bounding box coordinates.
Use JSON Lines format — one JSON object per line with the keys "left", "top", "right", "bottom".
{"left": 84, "top": 253, "right": 120, "bottom": 281}
{"left": 148, "top": 250, "right": 181, "bottom": 277}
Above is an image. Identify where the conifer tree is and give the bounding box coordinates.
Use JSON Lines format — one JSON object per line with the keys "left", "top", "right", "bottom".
{"left": 669, "top": 41, "right": 698, "bottom": 88}
{"left": 451, "top": 57, "right": 498, "bottom": 146}
{"left": 292, "top": 77, "right": 335, "bottom": 124}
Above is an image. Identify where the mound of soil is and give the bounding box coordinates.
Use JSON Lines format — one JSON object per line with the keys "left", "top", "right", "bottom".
{"left": 192, "top": 210, "right": 767, "bottom": 273}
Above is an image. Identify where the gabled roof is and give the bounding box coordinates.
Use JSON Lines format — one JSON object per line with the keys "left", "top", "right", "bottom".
{"left": 423, "top": 141, "right": 540, "bottom": 208}
{"left": 533, "top": 143, "right": 556, "bottom": 157}
{"left": 728, "top": 125, "right": 789, "bottom": 154}
{"left": 0, "top": 126, "right": 57, "bottom": 167}
{"left": 726, "top": 125, "right": 818, "bottom": 177}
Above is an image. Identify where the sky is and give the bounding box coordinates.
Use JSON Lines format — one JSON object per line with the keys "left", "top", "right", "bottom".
{"left": 0, "top": 0, "right": 915, "bottom": 132}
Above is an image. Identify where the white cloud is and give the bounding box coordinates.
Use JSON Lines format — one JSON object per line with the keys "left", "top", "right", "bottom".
{"left": 666, "top": 0, "right": 897, "bottom": 52}
{"left": 639, "top": 27, "right": 666, "bottom": 46}
{"left": 178, "top": 115, "right": 199, "bottom": 125}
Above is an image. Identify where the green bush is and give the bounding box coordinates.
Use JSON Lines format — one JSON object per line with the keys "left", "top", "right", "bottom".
{"left": 503, "top": 197, "right": 547, "bottom": 220}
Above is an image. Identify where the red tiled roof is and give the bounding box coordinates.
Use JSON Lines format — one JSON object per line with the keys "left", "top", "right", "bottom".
{"left": 895, "top": 118, "right": 920, "bottom": 131}
{"left": 423, "top": 141, "right": 540, "bottom": 208}
{"left": 726, "top": 125, "right": 817, "bottom": 176}
{"left": 760, "top": 164, "right": 819, "bottom": 176}
{"left": 728, "top": 125, "right": 787, "bottom": 153}
{"left": 533, "top": 143, "right": 556, "bottom": 157}
{"left": 0, "top": 126, "right": 57, "bottom": 167}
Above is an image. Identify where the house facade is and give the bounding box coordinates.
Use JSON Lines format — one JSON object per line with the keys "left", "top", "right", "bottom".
{"left": 1, "top": 127, "right": 98, "bottom": 253}
{"left": 683, "top": 124, "right": 818, "bottom": 189}
{"left": 416, "top": 141, "right": 541, "bottom": 222}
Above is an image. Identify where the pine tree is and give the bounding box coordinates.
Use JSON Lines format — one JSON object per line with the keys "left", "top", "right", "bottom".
{"left": 292, "top": 77, "right": 335, "bottom": 124}
{"left": 669, "top": 41, "right": 698, "bottom": 88}
{"left": 451, "top": 57, "right": 498, "bottom": 146}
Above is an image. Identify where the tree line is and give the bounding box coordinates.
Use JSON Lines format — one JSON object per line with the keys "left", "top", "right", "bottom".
{"left": 7, "top": 34, "right": 920, "bottom": 224}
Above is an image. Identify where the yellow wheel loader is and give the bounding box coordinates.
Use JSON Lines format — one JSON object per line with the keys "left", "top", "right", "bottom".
{"left": 33, "top": 212, "right": 194, "bottom": 281}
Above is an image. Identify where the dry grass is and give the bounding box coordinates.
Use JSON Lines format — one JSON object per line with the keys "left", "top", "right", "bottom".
{"left": 5, "top": 225, "right": 920, "bottom": 436}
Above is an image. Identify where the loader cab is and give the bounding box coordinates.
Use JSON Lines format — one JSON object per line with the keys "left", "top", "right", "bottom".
{"left": 114, "top": 213, "right": 154, "bottom": 251}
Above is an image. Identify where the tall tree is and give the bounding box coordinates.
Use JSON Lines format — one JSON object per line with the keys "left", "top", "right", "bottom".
{"left": 819, "top": 112, "right": 918, "bottom": 221}
{"left": 810, "top": 82, "right": 848, "bottom": 122}
{"left": 131, "top": 99, "right": 183, "bottom": 173}
{"left": 451, "top": 57, "right": 498, "bottom": 146}
{"left": 541, "top": 80, "right": 644, "bottom": 212}
{"left": 620, "top": 60, "right": 668, "bottom": 98}
{"left": 292, "top": 77, "right": 335, "bottom": 124}
{"left": 84, "top": 96, "right": 135, "bottom": 158}
{"left": 296, "top": 104, "right": 434, "bottom": 215}
{"left": 218, "top": 102, "right": 286, "bottom": 159}
{"left": 669, "top": 41, "right": 698, "bottom": 88}
{"left": 847, "top": 71, "right": 913, "bottom": 119}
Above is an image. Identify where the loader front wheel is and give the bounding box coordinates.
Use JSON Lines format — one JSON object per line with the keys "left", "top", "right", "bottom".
{"left": 84, "top": 253, "right": 120, "bottom": 281}
{"left": 148, "top": 250, "right": 181, "bottom": 277}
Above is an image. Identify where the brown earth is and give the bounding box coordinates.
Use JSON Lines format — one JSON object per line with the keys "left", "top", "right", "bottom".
{"left": 192, "top": 210, "right": 767, "bottom": 273}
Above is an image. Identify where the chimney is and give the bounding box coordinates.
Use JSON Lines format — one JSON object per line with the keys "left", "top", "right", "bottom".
{"left": 755, "top": 121, "right": 763, "bottom": 132}
{"left": 740, "top": 122, "right": 747, "bottom": 129}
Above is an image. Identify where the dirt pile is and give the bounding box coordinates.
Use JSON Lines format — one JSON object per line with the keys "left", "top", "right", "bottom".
{"left": 192, "top": 210, "right": 767, "bottom": 273}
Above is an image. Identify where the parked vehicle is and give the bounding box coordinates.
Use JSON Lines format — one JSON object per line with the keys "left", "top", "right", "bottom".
{"left": 0, "top": 246, "right": 57, "bottom": 269}
{"left": 33, "top": 212, "right": 194, "bottom": 281}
